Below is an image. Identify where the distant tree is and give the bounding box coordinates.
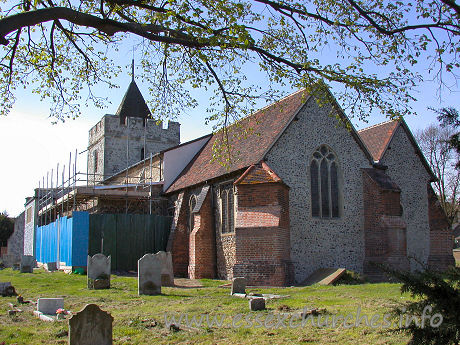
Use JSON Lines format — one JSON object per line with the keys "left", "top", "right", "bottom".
{"left": 0, "top": 211, "right": 14, "bottom": 245}
{"left": 432, "top": 107, "right": 460, "bottom": 168}
{"left": 417, "top": 121, "right": 460, "bottom": 226}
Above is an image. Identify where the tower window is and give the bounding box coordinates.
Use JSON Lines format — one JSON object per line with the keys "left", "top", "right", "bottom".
{"left": 93, "top": 151, "right": 98, "bottom": 173}
{"left": 141, "top": 148, "right": 145, "bottom": 160}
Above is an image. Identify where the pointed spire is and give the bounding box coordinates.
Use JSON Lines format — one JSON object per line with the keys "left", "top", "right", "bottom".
{"left": 131, "top": 58, "right": 135, "bottom": 81}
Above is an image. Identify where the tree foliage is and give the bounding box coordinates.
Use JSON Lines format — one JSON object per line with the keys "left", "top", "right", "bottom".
{"left": 434, "top": 107, "right": 460, "bottom": 168}
{"left": 385, "top": 266, "right": 460, "bottom": 345}
{"left": 417, "top": 119, "right": 460, "bottom": 226}
{"left": 0, "top": 211, "right": 14, "bottom": 242}
{"left": 0, "top": 0, "right": 459, "bottom": 128}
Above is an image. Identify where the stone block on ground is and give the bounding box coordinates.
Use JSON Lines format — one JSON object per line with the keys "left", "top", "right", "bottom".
{"left": 68, "top": 304, "right": 113, "bottom": 345}
{"left": 231, "top": 277, "right": 247, "bottom": 295}
{"left": 37, "top": 298, "right": 64, "bottom": 315}
{"left": 46, "top": 262, "right": 57, "bottom": 272}
{"left": 249, "top": 298, "right": 266, "bottom": 311}
{"left": 138, "top": 254, "right": 161, "bottom": 295}
{"left": 87, "top": 254, "right": 111, "bottom": 289}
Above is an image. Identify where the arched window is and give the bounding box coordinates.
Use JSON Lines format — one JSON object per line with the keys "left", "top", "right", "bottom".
{"left": 220, "top": 184, "right": 234, "bottom": 233}
{"left": 189, "top": 195, "right": 197, "bottom": 231}
{"left": 310, "top": 145, "right": 340, "bottom": 218}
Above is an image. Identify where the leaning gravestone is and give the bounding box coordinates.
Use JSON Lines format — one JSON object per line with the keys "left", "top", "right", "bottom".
{"left": 68, "top": 304, "right": 113, "bottom": 345}
{"left": 155, "top": 251, "right": 174, "bottom": 286}
{"left": 138, "top": 254, "right": 161, "bottom": 295}
{"left": 20, "top": 255, "right": 34, "bottom": 273}
{"left": 231, "top": 277, "right": 247, "bottom": 295}
{"left": 87, "top": 254, "right": 111, "bottom": 289}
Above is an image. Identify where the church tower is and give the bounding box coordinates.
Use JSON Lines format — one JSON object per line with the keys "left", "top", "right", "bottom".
{"left": 87, "top": 69, "right": 180, "bottom": 183}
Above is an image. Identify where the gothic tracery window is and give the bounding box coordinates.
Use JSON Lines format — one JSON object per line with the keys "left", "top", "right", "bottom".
{"left": 310, "top": 145, "right": 340, "bottom": 218}
{"left": 220, "top": 184, "right": 234, "bottom": 233}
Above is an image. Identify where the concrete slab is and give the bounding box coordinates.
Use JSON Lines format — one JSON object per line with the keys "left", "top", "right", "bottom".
{"left": 301, "top": 268, "right": 347, "bottom": 286}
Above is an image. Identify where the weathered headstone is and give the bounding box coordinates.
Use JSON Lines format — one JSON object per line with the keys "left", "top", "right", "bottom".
{"left": 37, "top": 298, "right": 64, "bottom": 315}
{"left": 0, "top": 282, "right": 16, "bottom": 297}
{"left": 249, "top": 298, "right": 266, "bottom": 311}
{"left": 46, "top": 262, "right": 57, "bottom": 272}
{"left": 155, "top": 251, "right": 174, "bottom": 286}
{"left": 138, "top": 253, "right": 161, "bottom": 295}
{"left": 87, "top": 254, "right": 111, "bottom": 289}
{"left": 20, "top": 255, "right": 34, "bottom": 273}
{"left": 69, "top": 304, "right": 113, "bottom": 345}
{"left": 231, "top": 277, "right": 247, "bottom": 295}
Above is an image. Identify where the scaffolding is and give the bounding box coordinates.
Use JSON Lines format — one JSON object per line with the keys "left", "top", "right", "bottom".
{"left": 35, "top": 148, "right": 166, "bottom": 227}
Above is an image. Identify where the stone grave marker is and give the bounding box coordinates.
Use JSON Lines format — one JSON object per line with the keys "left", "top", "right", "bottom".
{"left": 249, "top": 297, "right": 266, "bottom": 311}
{"left": 68, "top": 304, "right": 113, "bottom": 345}
{"left": 46, "top": 262, "right": 57, "bottom": 272}
{"left": 155, "top": 251, "right": 174, "bottom": 286}
{"left": 138, "top": 253, "right": 161, "bottom": 295}
{"left": 37, "top": 298, "right": 64, "bottom": 315}
{"left": 0, "top": 282, "right": 16, "bottom": 297}
{"left": 87, "top": 254, "right": 111, "bottom": 289}
{"left": 20, "top": 255, "right": 34, "bottom": 273}
{"left": 231, "top": 277, "right": 247, "bottom": 295}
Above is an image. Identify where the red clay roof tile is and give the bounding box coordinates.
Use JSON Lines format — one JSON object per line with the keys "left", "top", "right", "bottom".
{"left": 357, "top": 120, "right": 399, "bottom": 161}
{"left": 166, "top": 90, "right": 308, "bottom": 193}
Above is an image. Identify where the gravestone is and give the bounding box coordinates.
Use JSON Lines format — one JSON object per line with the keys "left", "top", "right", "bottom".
{"left": 46, "top": 262, "right": 57, "bottom": 272}
{"left": 69, "top": 304, "right": 113, "bottom": 345}
{"left": 155, "top": 251, "right": 174, "bottom": 286}
{"left": 231, "top": 277, "right": 247, "bottom": 295}
{"left": 20, "top": 255, "right": 34, "bottom": 273}
{"left": 138, "top": 254, "right": 161, "bottom": 295}
{"left": 249, "top": 298, "right": 266, "bottom": 311}
{"left": 37, "top": 298, "right": 64, "bottom": 315}
{"left": 0, "top": 282, "right": 16, "bottom": 297}
{"left": 87, "top": 254, "right": 111, "bottom": 289}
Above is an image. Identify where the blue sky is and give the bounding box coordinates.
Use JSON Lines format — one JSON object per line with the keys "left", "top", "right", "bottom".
{"left": 1, "top": 33, "right": 459, "bottom": 217}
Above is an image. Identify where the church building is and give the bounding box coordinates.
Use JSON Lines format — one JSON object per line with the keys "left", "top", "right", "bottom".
{"left": 17, "top": 78, "right": 453, "bottom": 285}
{"left": 102, "top": 87, "right": 454, "bottom": 285}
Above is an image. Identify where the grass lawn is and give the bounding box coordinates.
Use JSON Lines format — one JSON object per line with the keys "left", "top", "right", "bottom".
{"left": 0, "top": 268, "right": 413, "bottom": 344}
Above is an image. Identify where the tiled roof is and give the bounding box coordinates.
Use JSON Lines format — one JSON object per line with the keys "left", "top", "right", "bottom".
{"left": 357, "top": 120, "right": 399, "bottom": 161}
{"left": 166, "top": 90, "right": 308, "bottom": 193}
{"left": 234, "top": 161, "right": 284, "bottom": 185}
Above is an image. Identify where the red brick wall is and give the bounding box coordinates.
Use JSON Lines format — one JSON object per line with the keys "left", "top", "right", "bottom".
{"left": 362, "top": 169, "right": 409, "bottom": 281}
{"left": 233, "top": 183, "right": 293, "bottom": 286}
{"left": 166, "top": 192, "right": 190, "bottom": 277}
{"left": 188, "top": 192, "right": 216, "bottom": 279}
{"left": 427, "top": 185, "right": 455, "bottom": 270}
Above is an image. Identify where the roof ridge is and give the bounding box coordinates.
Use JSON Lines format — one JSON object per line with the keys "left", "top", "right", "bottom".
{"left": 357, "top": 119, "right": 397, "bottom": 133}
{"left": 221, "top": 89, "right": 306, "bottom": 130}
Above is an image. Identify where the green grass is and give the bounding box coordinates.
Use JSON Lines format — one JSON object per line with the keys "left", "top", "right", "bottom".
{"left": 0, "top": 268, "right": 413, "bottom": 344}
